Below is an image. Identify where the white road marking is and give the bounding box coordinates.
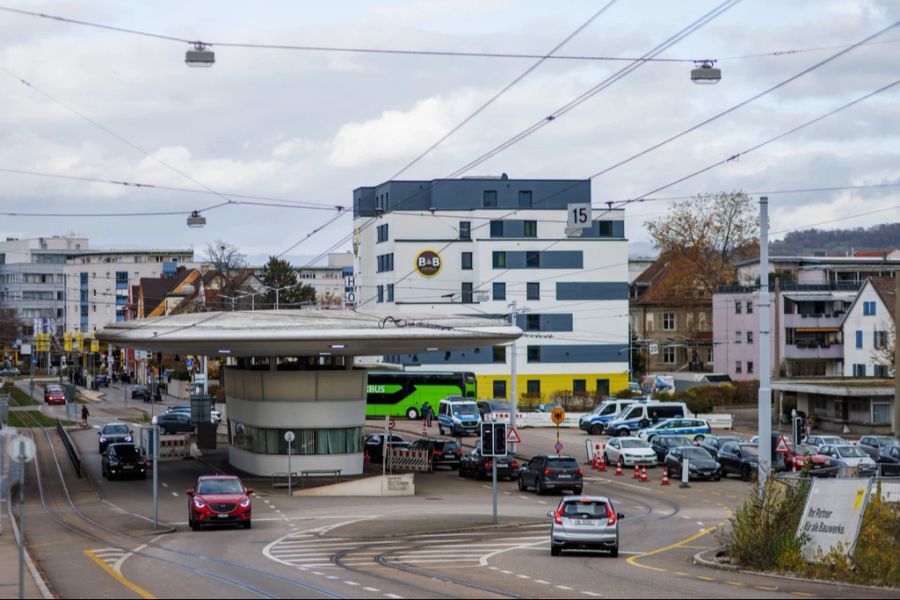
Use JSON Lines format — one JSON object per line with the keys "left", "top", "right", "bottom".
{"left": 534, "top": 580, "right": 551, "bottom": 585}
{"left": 171, "top": 492, "right": 178, "bottom": 497}
{"left": 557, "top": 585, "right": 573, "bottom": 591}
{"left": 582, "top": 592, "right": 602, "bottom": 597}
{"left": 343, "top": 581, "right": 359, "bottom": 586}
{"left": 161, "top": 482, "right": 168, "bottom": 488}
{"left": 326, "top": 575, "right": 338, "bottom": 580}
{"left": 516, "top": 574, "right": 530, "bottom": 579}
{"left": 500, "top": 570, "right": 513, "bottom": 574}
{"left": 384, "top": 595, "right": 403, "bottom": 599}
{"left": 363, "top": 587, "right": 380, "bottom": 592}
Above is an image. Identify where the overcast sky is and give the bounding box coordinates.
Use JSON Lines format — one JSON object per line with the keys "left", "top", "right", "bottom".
{"left": 0, "top": 0, "right": 897, "bottom": 263}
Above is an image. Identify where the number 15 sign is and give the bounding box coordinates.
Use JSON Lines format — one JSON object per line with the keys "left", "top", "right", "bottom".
{"left": 567, "top": 203, "right": 592, "bottom": 230}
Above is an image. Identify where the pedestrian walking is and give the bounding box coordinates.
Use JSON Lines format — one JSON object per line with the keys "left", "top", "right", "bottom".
{"left": 81, "top": 404, "right": 90, "bottom": 429}
{"left": 421, "top": 403, "right": 434, "bottom": 428}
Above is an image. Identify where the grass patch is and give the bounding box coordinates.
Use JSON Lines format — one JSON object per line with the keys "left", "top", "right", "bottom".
{"left": 6, "top": 411, "right": 75, "bottom": 428}
{"left": 1, "top": 383, "right": 38, "bottom": 406}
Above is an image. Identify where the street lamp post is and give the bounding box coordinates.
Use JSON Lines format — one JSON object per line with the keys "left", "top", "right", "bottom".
{"left": 151, "top": 416, "right": 159, "bottom": 528}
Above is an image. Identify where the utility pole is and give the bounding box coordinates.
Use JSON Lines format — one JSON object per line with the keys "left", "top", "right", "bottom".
{"left": 758, "top": 197, "right": 772, "bottom": 492}
{"left": 508, "top": 301, "right": 521, "bottom": 452}
{"left": 893, "top": 273, "right": 899, "bottom": 436}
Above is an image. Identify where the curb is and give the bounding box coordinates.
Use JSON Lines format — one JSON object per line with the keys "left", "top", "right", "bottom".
{"left": 6, "top": 485, "right": 56, "bottom": 600}
{"left": 322, "top": 518, "right": 548, "bottom": 541}
{"left": 693, "top": 548, "right": 900, "bottom": 593}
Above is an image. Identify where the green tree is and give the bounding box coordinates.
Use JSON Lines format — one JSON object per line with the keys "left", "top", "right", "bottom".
{"left": 259, "top": 257, "right": 316, "bottom": 309}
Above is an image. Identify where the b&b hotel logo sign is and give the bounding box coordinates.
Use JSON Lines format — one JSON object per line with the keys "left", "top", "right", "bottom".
{"left": 415, "top": 249, "right": 442, "bottom": 278}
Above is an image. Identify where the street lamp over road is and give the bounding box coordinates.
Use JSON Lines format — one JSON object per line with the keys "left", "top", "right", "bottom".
{"left": 185, "top": 42, "right": 215, "bottom": 67}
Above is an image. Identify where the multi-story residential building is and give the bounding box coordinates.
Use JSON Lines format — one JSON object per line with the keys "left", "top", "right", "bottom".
{"left": 64, "top": 249, "right": 194, "bottom": 334}
{"left": 295, "top": 252, "right": 354, "bottom": 307}
{"left": 841, "top": 276, "right": 896, "bottom": 378}
{"left": 629, "top": 255, "right": 714, "bottom": 374}
{"left": 0, "top": 236, "right": 88, "bottom": 334}
{"left": 353, "top": 176, "right": 629, "bottom": 401}
{"left": 735, "top": 255, "right": 900, "bottom": 286}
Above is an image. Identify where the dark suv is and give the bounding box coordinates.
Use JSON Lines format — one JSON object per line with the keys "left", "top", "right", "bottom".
{"left": 409, "top": 438, "right": 462, "bottom": 470}
{"left": 518, "top": 455, "right": 583, "bottom": 495}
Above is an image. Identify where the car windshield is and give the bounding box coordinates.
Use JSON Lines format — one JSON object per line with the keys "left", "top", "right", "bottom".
{"left": 103, "top": 425, "right": 129, "bottom": 435}
{"left": 113, "top": 445, "right": 139, "bottom": 459}
{"left": 490, "top": 401, "right": 511, "bottom": 411}
{"left": 681, "top": 447, "right": 712, "bottom": 460}
{"left": 875, "top": 438, "right": 900, "bottom": 447}
{"left": 740, "top": 445, "right": 760, "bottom": 456}
{"left": 452, "top": 404, "right": 479, "bottom": 417}
{"left": 620, "top": 440, "right": 649, "bottom": 449}
{"left": 547, "top": 458, "right": 579, "bottom": 469}
{"left": 664, "top": 438, "right": 688, "bottom": 447}
{"left": 197, "top": 479, "right": 244, "bottom": 495}
{"left": 719, "top": 437, "right": 742, "bottom": 444}
{"left": 837, "top": 447, "right": 868, "bottom": 458}
{"left": 796, "top": 445, "right": 818, "bottom": 456}
{"left": 47, "top": 385, "right": 62, "bottom": 392}
{"left": 822, "top": 437, "right": 845, "bottom": 445}
{"left": 561, "top": 501, "right": 608, "bottom": 519}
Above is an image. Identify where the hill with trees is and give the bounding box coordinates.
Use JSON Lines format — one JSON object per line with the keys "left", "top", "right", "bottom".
{"left": 770, "top": 223, "right": 899, "bottom": 255}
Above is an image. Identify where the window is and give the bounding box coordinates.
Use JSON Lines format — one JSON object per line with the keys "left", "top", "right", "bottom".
{"left": 483, "top": 190, "right": 498, "bottom": 208}
{"left": 573, "top": 379, "right": 586, "bottom": 395}
{"left": 527, "top": 346, "right": 541, "bottom": 362}
{"left": 493, "top": 282, "right": 506, "bottom": 301}
{"left": 735, "top": 301, "right": 742, "bottom": 314}
{"left": 852, "top": 364, "right": 867, "bottom": 377}
{"left": 459, "top": 221, "right": 471, "bottom": 240}
{"left": 376, "top": 253, "right": 394, "bottom": 273}
{"left": 492, "top": 252, "right": 506, "bottom": 268}
{"left": 490, "top": 221, "right": 504, "bottom": 237}
{"left": 518, "top": 190, "right": 532, "bottom": 208}
{"left": 856, "top": 330, "right": 863, "bottom": 349}
{"left": 526, "top": 314, "right": 541, "bottom": 331}
{"left": 747, "top": 361, "right": 754, "bottom": 374}
{"left": 735, "top": 330, "right": 742, "bottom": 343}
{"left": 597, "top": 221, "right": 613, "bottom": 237}
{"left": 874, "top": 364, "right": 889, "bottom": 377}
{"left": 747, "top": 331, "right": 754, "bottom": 344}
{"left": 377, "top": 224, "right": 389, "bottom": 243}
{"left": 523, "top": 221, "right": 537, "bottom": 238}
{"left": 735, "top": 361, "right": 742, "bottom": 374}
{"left": 662, "top": 313, "right": 676, "bottom": 331}
{"left": 492, "top": 380, "right": 506, "bottom": 399}
{"left": 874, "top": 330, "right": 888, "bottom": 349}
{"left": 492, "top": 346, "right": 506, "bottom": 363}
{"left": 461, "top": 283, "right": 473, "bottom": 304}
{"left": 377, "top": 285, "right": 384, "bottom": 303}
{"left": 527, "top": 379, "right": 540, "bottom": 397}
{"left": 527, "top": 282, "right": 539, "bottom": 300}
{"left": 596, "top": 379, "right": 610, "bottom": 397}
{"left": 387, "top": 284, "right": 394, "bottom": 302}
{"left": 874, "top": 402, "right": 891, "bottom": 424}
{"left": 526, "top": 251, "right": 540, "bottom": 268}
{"left": 746, "top": 301, "right": 753, "bottom": 314}
{"left": 230, "top": 423, "right": 361, "bottom": 455}
{"left": 461, "top": 252, "right": 473, "bottom": 270}
{"left": 662, "top": 346, "right": 676, "bottom": 364}
{"left": 863, "top": 301, "right": 876, "bottom": 316}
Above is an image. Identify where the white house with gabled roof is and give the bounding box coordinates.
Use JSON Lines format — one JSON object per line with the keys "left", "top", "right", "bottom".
{"left": 841, "top": 275, "right": 896, "bottom": 378}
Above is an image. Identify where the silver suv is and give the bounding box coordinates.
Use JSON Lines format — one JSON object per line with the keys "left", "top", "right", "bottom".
{"left": 548, "top": 496, "right": 622, "bottom": 557}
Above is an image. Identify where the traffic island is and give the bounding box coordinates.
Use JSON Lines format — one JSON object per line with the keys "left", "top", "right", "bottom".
{"left": 293, "top": 473, "right": 415, "bottom": 497}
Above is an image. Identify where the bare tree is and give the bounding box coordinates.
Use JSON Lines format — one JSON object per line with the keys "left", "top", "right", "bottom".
{"left": 871, "top": 320, "right": 895, "bottom": 376}
{"left": 205, "top": 240, "right": 247, "bottom": 279}
{"left": 645, "top": 192, "right": 758, "bottom": 295}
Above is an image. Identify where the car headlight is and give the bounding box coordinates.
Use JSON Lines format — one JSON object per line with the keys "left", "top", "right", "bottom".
{"left": 99, "top": 436, "right": 106, "bottom": 443}
{"left": 125, "top": 435, "right": 132, "bottom": 442}
{"left": 239, "top": 497, "right": 251, "bottom": 508}
{"left": 193, "top": 497, "right": 207, "bottom": 509}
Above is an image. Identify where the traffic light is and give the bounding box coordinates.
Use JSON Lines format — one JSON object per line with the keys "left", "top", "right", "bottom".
{"left": 480, "top": 422, "right": 508, "bottom": 457}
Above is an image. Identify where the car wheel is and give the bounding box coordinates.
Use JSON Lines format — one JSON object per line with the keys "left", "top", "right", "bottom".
{"left": 406, "top": 407, "right": 419, "bottom": 420}
{"left": 243, "top": 520, "right": 252, "bottom": 530}
{"left": 574, "top": 487, "right": 583, "bottom": 495}
{"left": 141, "top": 473, "right": 147, "bottom": 480}
{"left": 551, "top": 544, "right": 562, "bottom": 557}
{"left": 741, "top": 465, "right": 751, "bottom": 481}
{"left": 713, "top": 475, "right": 721, "bottom": 481}
{"left": 517, "top": 477, "right": 526, "bottom": 491}
{"left": 190, "top": 519, "right": 199, "bottom": 531}
{"left": 609, "top": 545, "right": 619, "bottom": 558}
{"left": 537, "top": 480, "right": 545, "bottom": 495}
{"left": 603, "top": 452, "right": 611, "bottom": 465}
{"left": 619, "top": 428, "right": 630, "bottom": 438}
{"left": 590, "top": 424, "right": 604, "bottom": 436}
{"left": 693, "top": 435, "right": 705, "bottom": 443}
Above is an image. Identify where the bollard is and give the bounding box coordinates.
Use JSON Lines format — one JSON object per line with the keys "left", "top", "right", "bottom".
{"left": 661, "top": 467, "right": 670, "bottom": 486}
{"left": 633, "top": 465, "right": 640, "bottom": 479}
{"left": 680, "top": 458, "right": 691, "bottom": 488}
{"left": 640, "top": 466, "right": 648, "bottom": 482}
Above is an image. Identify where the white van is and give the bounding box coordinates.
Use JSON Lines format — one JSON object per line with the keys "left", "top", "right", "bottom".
{"left": 437, "top": 396, "right": 482, "bottom": 437}
{"left": 603, "top": 402, "right": 692, "bottom": 437}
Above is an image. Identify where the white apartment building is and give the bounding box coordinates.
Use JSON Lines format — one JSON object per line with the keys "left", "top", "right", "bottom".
{"left": 64, "top": 249, "right": 194, "bottom": 334}
{"left": 841, "top": 276, "right": 896, "bottom": 378}
{"left": 353, "top": 176, "right": 630, "bottom": 401}
{"left": 295, "top": 252, "right": 354, "bottom": 307}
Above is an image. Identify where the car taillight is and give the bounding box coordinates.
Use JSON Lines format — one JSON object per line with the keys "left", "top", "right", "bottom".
{"left": 485, "top": 460, "right": 494, "bottom": 468}
{"left": 576, "top": 468, "right": 584, "bottom": 475}
{"left": 455, "top": 449, "right": 462, "bottom": 456}
{"left": 553, "top": 506, "right": 564, "bottom": 526}
{"left": 510, "top": 461, "right": 519, "bottom": 469}
{"left": 544, "top": 469, "right": 552, "bottom": 475}
{"left": 606, "top": 504, "right": 617, "bottom": 526}
{"left": 433, "top": 450, "right": 442, "bottom": 456}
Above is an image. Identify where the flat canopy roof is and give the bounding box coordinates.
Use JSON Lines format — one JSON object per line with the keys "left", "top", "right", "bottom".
{"left": 97, "top": 310, "right": 522, "bottom": 357}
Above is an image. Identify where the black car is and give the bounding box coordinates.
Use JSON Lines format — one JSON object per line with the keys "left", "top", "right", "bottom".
{"left": 102, "top": 443, "right": 147, "bottom": 480}
{"left": 650, "top": 436, "right": 692, "bottom": 465}
{"left": 98, "top": 423, "right": 134, "bottom": 453}
{"left": 363, "top": 433, "right": 410, "bottom": 464}
{"left": 857, "top": 436, "right": 900, "bottom": 462}
{"left": 477, "top": 400, "right": 512, "bottom": 419}
{"left": 459, "top": 447, "right": 519, "bottom": 480}
{"left": 665, "top": 446, "right": 722, "bottom": 481}
{"left": 877, "top": 445, "right": 900, "bottom": 476}
{"left": 700, "top": 435, "right": 743, "bottom": 457}
{"left": 409, "top": 438, "right": 462, "bottom": 470}
{"left": 518, "top": 455, "right": 583, "bottom": 495}
{"left": 718, "top": 442, "right": 760, "bottom": 480}
{"left": 131, "top": 384, "right": 151, "bottom": 402}
{"left": 156, "top": 412, "right": 195, "bottom": 434}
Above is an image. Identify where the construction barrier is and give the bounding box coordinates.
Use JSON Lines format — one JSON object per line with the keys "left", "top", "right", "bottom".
{"left": 388, "top": 448, "right": 432, "bottom": 472}
{"left": 516, "top": 412, "right": 734, "bottom": 429}
{"left": 158, "top": 434, "right": 191, "bottom": 459}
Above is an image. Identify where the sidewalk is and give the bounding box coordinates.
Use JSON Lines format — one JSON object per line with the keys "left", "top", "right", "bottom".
{"left": 0, "top": 429, "right": 52, "bottom": 599}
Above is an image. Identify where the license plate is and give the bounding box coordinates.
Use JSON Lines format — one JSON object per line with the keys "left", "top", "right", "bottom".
{"left": 573, "top": 520, "right": 598, "bottom": 526}
{"left": 557, "top": 474, "right": 572, "bottom": 479}
{"left": 123, "top": 466, "right": 134, "bottom": 470}
{"left": 217, "top": 513, "right": 230, "bottom": 518}
{"left": 444, "top": 454, "right": 455, "bottom": 458}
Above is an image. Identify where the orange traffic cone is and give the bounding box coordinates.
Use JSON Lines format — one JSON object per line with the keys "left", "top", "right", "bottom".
{"left": 633, "top": 465, "right": 640, "bottom": 479}
{"left": 592, "top": 452, "right": 600, "bottom": 470}
{"left": 614, "top": 458, "right": 623, "bottom": 476}
{"left": 661, "top": 467, "right": 670, "bottom": 485}
{"left": 599, "top": 453, "right": 607, "bottom": 472}
{"left": 640, "top": 466, "right": 648, "bottom": 482}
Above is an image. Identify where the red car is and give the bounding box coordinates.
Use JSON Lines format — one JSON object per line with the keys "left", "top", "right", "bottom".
{"left": 187, "top": 475, "right": 254, "bottom": 530}
{"left": 44, "top": 384, "right": 66, "bottom": 405}
{"left": 784, "top": 444, "right": 831, "bottom": 475}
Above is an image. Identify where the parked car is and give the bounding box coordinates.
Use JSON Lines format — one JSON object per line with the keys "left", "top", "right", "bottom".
{"left": 437, "top": 397, "right": 482, "bottom": 437}
{"left": 409, "top": 438, "right": 462, "bottom": 470}
{"left": 650, "top": 436, "right": 692, "bottom": 465}
{"left": 876, "top": 445, "right": 900, "bottom": 476}
{"left": 459, "top": 447, "right": 519, "bottom": 480}
{"left": 518, "top": 455, "right": 583, "bottom": 495}
{"left": 44, "top": 384, "right": 66, "bottom": 405}
{"left": 664, "top": 446, "right": 722, "bottom": 481}
{"left": 637, "top": 418, "right": 711, "bottom": 443}
{"left": 603, "top": 402, "right": 690, "bottom": 437}
{"left": 603, "top": 437, "right": 657, "bottom": 468}
{"left": 857, "top": 436, "right": 900, "bottom": 462}
{"left": 717, "top": 442, "right": 759, "bottom": 480}
{"left": 783, "top": 444, "right": 833, "bottom": 476}
{"left": 363, "top": 433, "right": 410, "bottom": 464}
{"left": 98, "top": 423, "right": 134, "bottom": 453}
{"left": 156, "top": 412, "right": 195, "bottom": 435}
{"left": 476, "top": 399, "right": 512, "bottom": 420}
{"left": 102, "top": 443, "right": 147, "bottom": 480}
{"left": 816, "top": 445, "right": 877, "bottom": 477}
{"left": 578, "top": 398, "right": 640, "bottom": 436}
{"left": 0, "top": 367, "right": 21, "bottom": 376}
{"left": 131, "top": 384, "right": 151, "bottom": 402}
{"left": 549, "top": 495, "right": 622, "bottom": 557}
{"left": 95, "top": 374, "right": 109, "bottom": 387}
{"left": 700, "top": 435, "right": 743, "bottom": 457}
{"left": 165, "top": 405, "right": 222, "bottom": 425}
{"left": 187, "top": 475, "right": 253, "bottom": 530}
{"left": 806, "top": 435, "right": 848, "bottom": 451}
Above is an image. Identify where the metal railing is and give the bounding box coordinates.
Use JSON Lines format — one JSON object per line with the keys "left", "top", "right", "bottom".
{"left": 55, "top": 418, "right": 82, "bottom": 478}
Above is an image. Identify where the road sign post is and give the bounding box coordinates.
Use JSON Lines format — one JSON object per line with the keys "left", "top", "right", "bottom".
{"left": 481, "top": 422, "right": 508, "bottom": 525}
{"left": 551, "top": 407, "right": 566, "bottom": 453}
{"left": 10, "top": 435, "right": 35, "bottom": 600}
{"left": 284, "top": 431, "right": 295, "bottom": 496}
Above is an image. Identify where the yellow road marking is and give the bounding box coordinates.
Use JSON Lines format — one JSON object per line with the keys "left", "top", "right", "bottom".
{"left": 755, "top": 585, "right": 779, "bottom": 591}
{"left": 626, "top": 527, "right": 716, "bottom": 572}
{"left": 679, "top": 545, "right": 716, "bottom": 550}
{"left": 697, "top": 575, "right": 715, "bottom": 581}
{"left": 674, "top": 571, "right": 690, "bottom": 577}
{"left": 791, "top": 593, "right": 815, "bottom": 597}
{"left": 725, "top": 581, "right": 745, "bottom": 587}
{"left": 84, "top": 550, "right": 155, "bottom": 599}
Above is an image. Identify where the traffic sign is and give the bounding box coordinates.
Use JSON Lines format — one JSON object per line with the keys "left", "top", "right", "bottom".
{"left": 388, "top": 417, "right": 396, "bottom": 431}
{"left": 554, "top": 441, "right": 564, "bottom": 453}
{"left": 649, "top": 343, "right": 659, "bottom": 355}
{"left": 10, "top": 435, "right": 36, "bottom": 463}
{"left": 550, "top": 406, "right": 566, "bottom": 425}
{"left": 506, "top": 427, "right": 522, "bottom": 445}
{"left": 284, "top": 431, "right": 295, "bottom": 444}
{"left": 775, "top": 435, "right": 790, "bottom": 454}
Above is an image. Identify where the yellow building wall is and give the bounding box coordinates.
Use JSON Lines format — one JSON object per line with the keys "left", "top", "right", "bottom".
{"left": 476, "top": 372, "right": 629, "bottom": 402}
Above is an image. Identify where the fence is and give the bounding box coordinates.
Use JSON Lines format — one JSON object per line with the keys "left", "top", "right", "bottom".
{"left": 55, "top": 418, "right": 81, "bottom": 478}
{"left": 387, "top": 448, "right": 432, "bottom": 472}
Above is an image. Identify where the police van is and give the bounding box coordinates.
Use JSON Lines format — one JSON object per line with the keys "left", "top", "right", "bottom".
{"left": 603, "top": 402, "right": 691, "bottom": 437}
{"left": 437, "top": 396, "right": 483, "bottom": 437}
{"left": 578, "top": 398, "right": 641, "bottom": 435}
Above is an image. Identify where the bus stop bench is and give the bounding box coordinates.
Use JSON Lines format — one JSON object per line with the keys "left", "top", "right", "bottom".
{"left": 300, "top": 469, "right": 342, "bottom": 488}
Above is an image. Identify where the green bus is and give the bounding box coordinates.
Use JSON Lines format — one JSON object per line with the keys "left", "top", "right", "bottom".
{"left": 366, "top": 371, "right": 477, "bottom": 420}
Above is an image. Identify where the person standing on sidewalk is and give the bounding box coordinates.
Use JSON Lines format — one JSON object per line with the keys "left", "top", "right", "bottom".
{"left": 421, "top": 402, "right": 434, "bottom": 428}
{"left": 81, "top": 404, "right": 89, "bottom": 428}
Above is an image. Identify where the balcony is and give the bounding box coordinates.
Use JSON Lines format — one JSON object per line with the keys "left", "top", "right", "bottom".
{"left": 783, "top": 312, "right": 844, "bottom": 329}
{"left": 784, "top": 343, "right": 843, "bottom": 360}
